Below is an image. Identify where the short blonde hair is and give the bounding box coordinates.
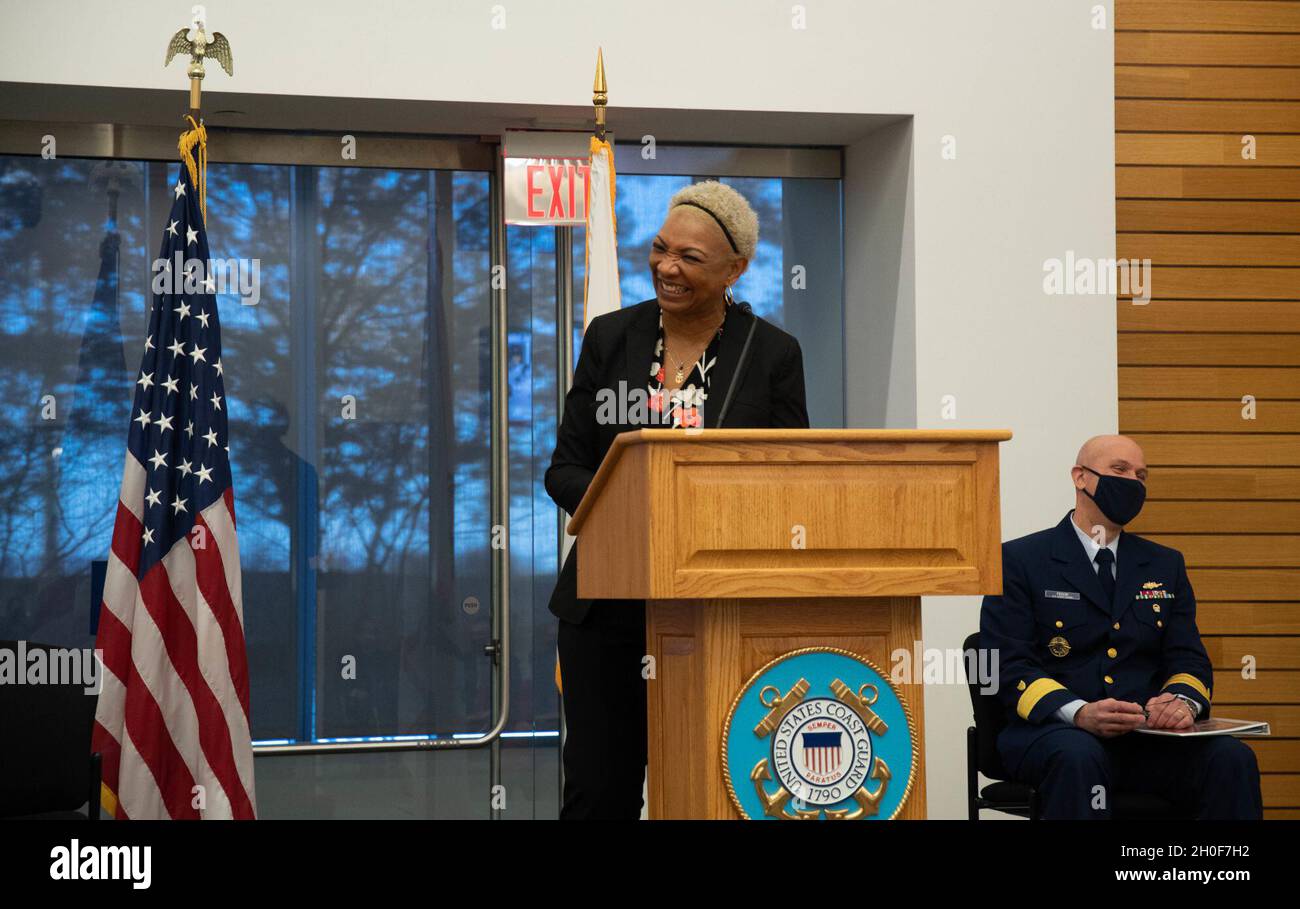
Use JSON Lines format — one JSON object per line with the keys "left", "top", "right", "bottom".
{"left": 669, "top": 180, "right": 759, "bottom": 261}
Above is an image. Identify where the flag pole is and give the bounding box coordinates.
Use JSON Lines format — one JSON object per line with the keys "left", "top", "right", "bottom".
{"left": 164, "top": 8, "right": 233, "bottom": 224}
{"left": 164, "top": 6, "right": 234, "bottom": 123}
{"left": 95, "top": 10, "right": 255, "bottom": 818}
{"left": 593, "top": 47, "right": 608, "bottom": 141}
{"left": 582, "top": 47, "right": 619, "bottom": 332}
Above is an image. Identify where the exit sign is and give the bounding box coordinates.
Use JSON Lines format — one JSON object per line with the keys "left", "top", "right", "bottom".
{"left": 504, "top": 158, "right": 590, "bottom": 225}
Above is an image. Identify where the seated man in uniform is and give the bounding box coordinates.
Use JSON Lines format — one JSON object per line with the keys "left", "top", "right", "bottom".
{"left": 979, "top": 434, "right": 1262, "bottom": 819}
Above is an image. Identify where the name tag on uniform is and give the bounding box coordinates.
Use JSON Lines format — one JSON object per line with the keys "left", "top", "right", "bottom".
{"left": 1044, "top": 590, "right": 1080, "bottom": 600}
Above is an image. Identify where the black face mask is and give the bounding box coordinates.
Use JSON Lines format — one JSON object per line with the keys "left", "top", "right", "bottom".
{"left": 1078, "top": 465, "right": 1146, "bottom": 525}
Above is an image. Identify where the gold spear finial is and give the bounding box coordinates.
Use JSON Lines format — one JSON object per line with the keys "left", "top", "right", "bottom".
{"left": 164, "top": 5, "right": 234, "bottom": 121}
{"left": 593, "top": 47, "right": 608, "bottom": 140}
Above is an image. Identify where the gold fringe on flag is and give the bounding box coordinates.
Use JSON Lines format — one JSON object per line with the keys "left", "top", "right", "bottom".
{"left": 178, "top": 115, "right": 208, "bottom": 224}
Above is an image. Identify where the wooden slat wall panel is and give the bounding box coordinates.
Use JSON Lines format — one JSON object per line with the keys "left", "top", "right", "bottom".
{"left": 1118, "top": 234, "right": 1300, "bottom": 263}
{"left": 1117, "top": 133, "right": 1300, "bottom": 164}
{"left": 1204, "top": 637, "right": 1300, "bottom": 669}
{"left": 1119, "top": 301, "right": 1300, "bottom": 332}
{"left": 1116, "top": 200, "right": 1300, "bottom": 231}
{"left": 1126, "top": 434, "right": 1300, "bottom": 465}
{"left": 1121, "top": 400, "right": 1300, "bottom": 432}
{"left": 1119, "top": 1, "right": 1300, "bottom": 33}
{"left": 1167, "top": 536, "right": 1300, "bottom": 567}
{"left": 1187, "top": 568, "right": 1300, "bottom": 599}
{"left": 1117, "top": 170, "right": 1300, "bottom": 201}
{"left": 1252, "top": 740, "right": 1300, "bottom": 773}
{"left": 1119, "top": 366, "right": 1300, "bottom": 397}
{"left": 1263, "top": 775, "right": 1300, "bottom": 804}
{"left": 1119, "top": 333, "right": 1300, "bottom": 364}
{"left": 1140, "top": 468, "right": 1300, "bottom": 499}
{"left": 1117, "top": 100, "right": 1300, "bottom": 132}
{"left": 1199, "top": 604, "right": 1300, "bottom": 635}
{"left": 1117, "top": 0, "right": 1300, "bottom": 811}
{"left": 1155, "top": 536, "right": 1300, "bottom": 566}
{"left": 1122, "top": 270, "right": 1300, "bottom": 299}
{"left": 1215, "top": 673, "right": 1300, "bottom": 703}
{"left": 1116, "top": 33, "right": 1300, "bottom": 66}
{"left": 1134, "top": 501, "right": 1300, "bottom": 533}
{"left": 1117, "top": 66, "right": 1300, "bottom": 100}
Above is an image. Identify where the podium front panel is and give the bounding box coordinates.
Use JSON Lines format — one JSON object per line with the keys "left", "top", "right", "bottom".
{"left": 658, "top": 437, "right": 1001, "bottom": 599}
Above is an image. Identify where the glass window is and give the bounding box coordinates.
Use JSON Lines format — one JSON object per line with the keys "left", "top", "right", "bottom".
{"left": 0, "top": 155, "right": 495, "bottom": 748}
{"left": 0, "top": 147, "right": 843, "bottom": 819}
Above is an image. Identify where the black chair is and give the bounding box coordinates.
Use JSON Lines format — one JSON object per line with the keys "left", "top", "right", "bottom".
{"left": 962, "top": 631, "right": 1184, "bottom": 820}
{"left": 0, "top": 640, "right": 102, "bottom": 819}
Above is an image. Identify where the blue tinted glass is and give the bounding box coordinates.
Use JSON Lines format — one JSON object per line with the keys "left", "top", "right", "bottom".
{"left": 0, "top": 151, "right": 841, "bottom": 820}
{"left": 0, "top": 157, "right": 147, "bottom": 646}
{"left": 0, "top": 155, "right": 495, "bottom": 747}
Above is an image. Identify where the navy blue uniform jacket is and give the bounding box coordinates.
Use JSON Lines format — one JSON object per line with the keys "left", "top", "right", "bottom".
{"left": 979, "top": 512, "right": 1214, "bottom": 776}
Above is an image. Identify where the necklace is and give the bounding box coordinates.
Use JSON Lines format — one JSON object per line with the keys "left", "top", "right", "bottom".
{"left": 662, "top": 314, "right": 725, "bottom": 384}
{"left": 663, "top": 343, "right": 694, "bottom": 384}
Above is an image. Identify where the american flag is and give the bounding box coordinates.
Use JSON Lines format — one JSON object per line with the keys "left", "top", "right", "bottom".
{"left": 90, "top": 159, "right": 257, "bottom": 819}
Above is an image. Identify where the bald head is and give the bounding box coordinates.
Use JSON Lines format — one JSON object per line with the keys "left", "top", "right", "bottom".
{"left": 1075, "top": 434, "right": 1147, "bottom": 480}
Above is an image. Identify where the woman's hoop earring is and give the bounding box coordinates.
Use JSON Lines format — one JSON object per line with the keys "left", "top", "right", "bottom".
{"left": 723, "top": 284, "right": 735, "bottom": 306}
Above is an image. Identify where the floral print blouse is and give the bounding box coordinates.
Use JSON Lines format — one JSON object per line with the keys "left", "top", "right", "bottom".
{"left": 648, "top": 307, "right": 725, "bottom": 429}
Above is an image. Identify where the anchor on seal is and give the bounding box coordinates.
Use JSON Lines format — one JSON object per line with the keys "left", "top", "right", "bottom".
{"left": 747, "top": 677, "right": 892, "bottom": 820}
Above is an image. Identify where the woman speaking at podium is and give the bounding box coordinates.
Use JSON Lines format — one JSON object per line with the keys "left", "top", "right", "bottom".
{"left": 545, "top": 180, "right": 810, "bottom": 819}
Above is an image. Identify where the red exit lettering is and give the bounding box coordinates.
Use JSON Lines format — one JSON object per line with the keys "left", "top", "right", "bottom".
{"left": 525, "top": 162, "right": 591, "bottom": 220}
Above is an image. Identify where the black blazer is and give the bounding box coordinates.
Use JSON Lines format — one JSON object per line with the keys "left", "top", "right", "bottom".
{"left": 545, "top": 297, "right": 810, "bottom": 623}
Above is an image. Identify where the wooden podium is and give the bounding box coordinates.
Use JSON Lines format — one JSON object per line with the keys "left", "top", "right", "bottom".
{"left": 566, "top": 429, "right": 1011, "bottom": 820}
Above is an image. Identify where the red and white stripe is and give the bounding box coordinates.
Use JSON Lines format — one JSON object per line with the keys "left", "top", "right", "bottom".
{"left": 91, "top": 453, "right": 257, "bottom": 820}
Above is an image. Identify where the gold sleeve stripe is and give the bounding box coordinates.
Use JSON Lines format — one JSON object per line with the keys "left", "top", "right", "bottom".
{"left": 1163, "top": 673, "right": 1210, "bottom": 702}
{"left": 1017, "top": 678, "right": 1066, "bottom": 720}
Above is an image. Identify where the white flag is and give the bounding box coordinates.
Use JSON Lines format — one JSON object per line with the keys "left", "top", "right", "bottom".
{"left": 583, "top": 136, "right": 621, "bottom": 328}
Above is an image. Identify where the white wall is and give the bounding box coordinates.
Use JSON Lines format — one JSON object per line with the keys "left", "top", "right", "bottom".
{"left": 0, "top": 0, "right": 1117, "bottom": 819}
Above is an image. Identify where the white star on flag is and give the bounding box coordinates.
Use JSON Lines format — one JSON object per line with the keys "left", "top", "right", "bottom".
{"left": 93, "top": 156, "right": 256, "bottom": 820}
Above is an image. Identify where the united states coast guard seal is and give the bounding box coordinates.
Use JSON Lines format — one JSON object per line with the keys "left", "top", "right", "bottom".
{"left": 722, "top": 647, "right": 917, "bottom": 820}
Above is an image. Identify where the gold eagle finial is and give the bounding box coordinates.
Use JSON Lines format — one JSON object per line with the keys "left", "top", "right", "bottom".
{"left": 164, "top": 6, "right": 233, "bottom": 78}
